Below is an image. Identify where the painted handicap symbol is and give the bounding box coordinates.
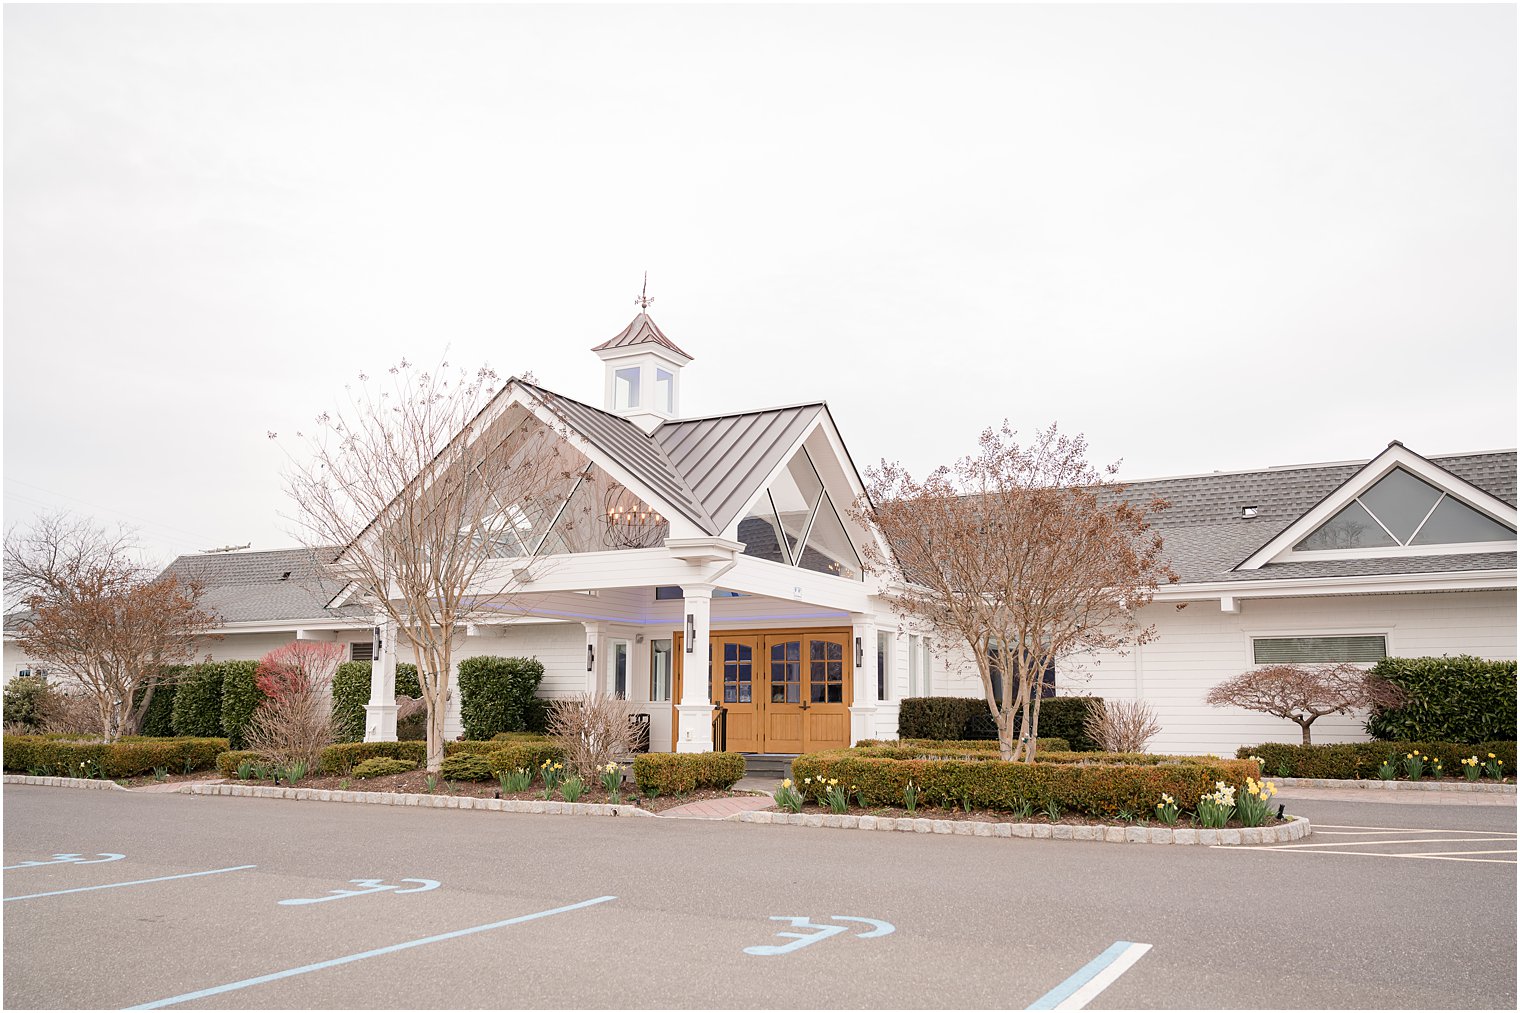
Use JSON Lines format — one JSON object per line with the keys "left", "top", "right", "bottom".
{"left": 2, "top": 853, "right": 125, "bottom": 871}
{"left": 744, "top": 915, "right": 896, "bottom": 956}
{"left": 278, "top": 878, "right": 440, "bottom": 906}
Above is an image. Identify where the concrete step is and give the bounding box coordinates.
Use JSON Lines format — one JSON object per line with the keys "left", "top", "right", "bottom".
{"left": 742, "top": 754, "right": 797, "bottom": 779}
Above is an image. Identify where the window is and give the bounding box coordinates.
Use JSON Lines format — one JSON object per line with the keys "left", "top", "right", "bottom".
{"left": 770, "top": 641, "right": 802, "bottom": 702}
{"left": 737, "top": 446, "right": 863, "bottom": 580}
{"left": 350, "top": 642, "right": 375, "bottom": 662}
{"left": 809, "top": 639, "right": 845, "bottom": 703}
{"left": 877, "top": 631, "right": 892, "bottom": 701}
{"left": 908, "top": 635, "right": 921, "bottom": 697}
{"left": 1295, "top": 468, "right": 1515, "bottom": 552}
{"left": 614, "top": 367, "right": 641, "bottom": 410}
{"left": 655, "top": 368, "right": 674, "bottom": 413}
{"left": 650, "top": 639, "right": 672, "bottom": 702}
{"left": 722, "top": 642, "right": 754, "bottom": 703}
{"left": 1252, "top": 635, "right": 1387, "bottom": 665}
{"left": 609, "top": 640, "right": 630, "bottom": 699}
{"left": 987, "top": 642, "right": 1055, "bottom": 705}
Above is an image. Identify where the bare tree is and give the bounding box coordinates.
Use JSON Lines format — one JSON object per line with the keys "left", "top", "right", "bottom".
{"left": 1083, "top": 698, "right": 1162, "bottom": 753}
{"left": 3, "top": 514, "right": 217, "bottom": 741}
{"left": 280, "top": 360, "right": 574, "bottom": 772}
{"left": 857, "top": 422, "right": 1176, "bottom": 762}
{"left": 245, "top": 641, "right": 345, "bottom": 770}
{"left": 549, "top": 693, "right": 637, "bottom": 780}
{"left": 1206, "top": 663, "right": 1401, "bottom": 745}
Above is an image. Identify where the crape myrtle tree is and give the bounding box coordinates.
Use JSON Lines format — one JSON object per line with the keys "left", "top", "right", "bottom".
{"left": 3, "top": 513, "right": 217, "bottom": 741}
{"left": 857, "top": 422, "right": 1177, "bottom": 762}
{"left": 1205, "top": 663, "right": 1401, "bottom": 745}
{"left": 280, "top": 359, "right": 573, "bottom": 773}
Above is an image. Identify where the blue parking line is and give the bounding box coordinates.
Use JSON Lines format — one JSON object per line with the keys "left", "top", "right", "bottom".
{"left": 126, "top": 895, "right": 618, "bottom": 1009}
{"left": 1027, "top": 941, "right": 1145, "bottom": 1010}
{"left": 3, "top": 865, "right": 257, "bottom": 902}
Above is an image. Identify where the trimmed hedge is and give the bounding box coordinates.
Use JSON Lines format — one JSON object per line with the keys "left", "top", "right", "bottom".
{"left": 439, "top": 753, "right": 496, "bottom": 781}
{"left": 218, "top": 661, "right": 263, "bottom": 750}
{"left": 897, "top": 696, "right": 1104, "bottom": 751}
{"left": 353, "top": 757, "right": 418, "bottom": 779}
{"left": 458, "top": 656, "right": 546, "bottom": 740}
{"left": 171, "top": 664, "right": 225, "bottom": 737}
{"left": 856, "top": 737, "right": 1071, "bottom": 755}
{"left": 317, "top": 738, "right": 498, "bottom": 775}
{"left": 216, "top": 750, "right": 263, "bottom": 778}
{"left": 3, "top": 735, "right": 228, "bottom": 778}
{"left": 633, "top": 753, "right": 746, "bottom": 794}
{"left": 2, "top": 676, "right": 50, "bottom": 731}
{"left": 1366, "top": 656, "right": 1517, "bottom": 744}
{"left": 1239, "top": 740, "right": 1517, "bottom": 780}
{"left": 331, "top": 661, "right": 422, "bottom": 743}
{"left": 485, "top": 741, "right": 566, "bottom": 776}
{"left": 792, "top": 750, "right": 1258, "bottom": 817}
{"left": 137, "top": 674, "right": 179, "bottom": 737}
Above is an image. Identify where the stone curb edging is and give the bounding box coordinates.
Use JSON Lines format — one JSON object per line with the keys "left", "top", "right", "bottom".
{"left": 4, "top": 774, "right": 129, "bottom": 792}
{"left": 728, "top": 809, "right": 1312, "bottom": 846}
{"left": 172, "top": 782, "right": 658, "bottom": 817}
{"left": 1277, "top": 776, "right": 1516, "bottom": 794}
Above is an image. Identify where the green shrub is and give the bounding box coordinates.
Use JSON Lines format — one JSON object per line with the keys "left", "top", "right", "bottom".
{"left": 216, "top": 750, "right": 263, "bottom": 778}
{"left": 136, "top": 672, "right": 180, "bottom": 737}
{"left": 633, "top": 753, "right": 746, "bottom": 794}
{"left": 218, "top": 661, "right": 264, "bottom": 750}
{"left": 485, "top": 741, "right": 566, "bottom": 777}
{"left": 856, "top": 737, "right": 1070, "bottom": 755}
{"left": 1239, "top": 740, "right": 1516, "bottom": 780}
{"left": 458, "top": 656, "right": 545, "bottom": 740}
{"left": 3, "top": 735, "right": 227, "bottom": 778}
{"left": 897, "top": 696, "right": 1104, "bottom": 750}
{"left": 3, "top": 676, "right": 51, "bottom": 732}
{"left": 792, "top": 750, "right": 1257, "bottom": 817}
{"left": 317, "top": 738, "right": 497, "bottom": 775}
{"left": 352, "top": 757, "right": 417, "bottom": 779}
{"left": 1366, "top": 656, "right": 1517, "bottom": 743}
{"left": 331, "top": 661, "right": 422, "bottom": 743}
{"left": 439, "top": 753, "right": 495, "bottom": 781}
{"left": 171, "top": 664, "right": 225, "bottom": 737}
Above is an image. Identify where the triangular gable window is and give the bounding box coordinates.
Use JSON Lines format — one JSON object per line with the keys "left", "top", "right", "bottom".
{"left": 737, "top": 447, "right": 863, "bottom": 580}
{"left": 1294, "top": 467, "right": 1515, "bottom": 552}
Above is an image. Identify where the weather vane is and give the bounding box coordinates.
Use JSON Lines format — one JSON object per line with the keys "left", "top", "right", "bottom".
{"left": 635, "top": 271, "right": 654, "bottom": 311}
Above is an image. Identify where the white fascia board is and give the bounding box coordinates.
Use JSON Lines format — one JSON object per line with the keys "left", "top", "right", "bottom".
{"left": 467, "top": 547, "right": 729, "bottom": 597}
{"left": 806, "top": 408, "right": 896, "bottom": 567}
{"left": 1238, "top": 443, "right": 1519, "bottom": 570}
{"left": 720, "top": 555, "right": 880, "bottom": 614}
{"left": 204, "top": 619, "right": 370, "bottom": 636}
{"left": 1152, "top": 568, "right": 1517, "bottom": 602}
{"left": 594, "top": 343, "right": 691, "bottom": 369}
{"left": 513, "top": 386, "right": 709, "bottom": 539}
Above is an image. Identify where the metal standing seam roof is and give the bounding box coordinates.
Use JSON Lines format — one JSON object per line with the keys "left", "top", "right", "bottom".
{"left": 656, "top": 404, "right": 826, "bottom": 533}
{"left": 589, "top": 312, "right": 695, "bottom": 360}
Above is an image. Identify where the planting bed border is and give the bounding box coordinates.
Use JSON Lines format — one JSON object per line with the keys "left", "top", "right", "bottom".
{"left": 175, "top": 782, "right": 658, "bottom": 816}
{"left": 1276, "top": 776, "right": 1515, "bottom": 794}
{"left": 5, "top": 774, "right": 129, "bottom": 792}
{"left": 731, "top": 809, "right": 1312, "bottom": 845}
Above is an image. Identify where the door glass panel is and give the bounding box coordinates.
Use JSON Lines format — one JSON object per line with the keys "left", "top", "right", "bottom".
{"left": 771, "top": 641, "right": 801, "bottom": 703}
{"left": 721, "top": 643, "right": 753, "bottom": 704}
{"left": 809, "top": 639, "right": 844, "bottom": 703}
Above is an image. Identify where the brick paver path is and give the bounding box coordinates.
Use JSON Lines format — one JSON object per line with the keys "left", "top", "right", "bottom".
{"left": 660, "top": 795, "right": 777, "bottom": 819}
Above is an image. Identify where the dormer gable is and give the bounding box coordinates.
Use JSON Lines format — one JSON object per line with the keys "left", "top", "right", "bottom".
{"left": 1237, "top": 442, "right": 1517, "bottom": 570}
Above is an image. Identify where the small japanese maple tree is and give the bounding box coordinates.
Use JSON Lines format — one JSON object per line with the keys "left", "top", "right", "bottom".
{"left": 1206, "top": 663, "right": 1400, "bottom": 745}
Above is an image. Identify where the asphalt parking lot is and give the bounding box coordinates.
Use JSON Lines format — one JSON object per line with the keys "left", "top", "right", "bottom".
{"left": 3, "top": 786, "right": 1515, "bottom": 1010}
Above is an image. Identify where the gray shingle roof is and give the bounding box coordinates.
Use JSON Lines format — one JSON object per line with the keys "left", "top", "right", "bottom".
{"left": 1116, "top": 450, "right": 1516, "bottom": 584}
{"left": 657, "top": 404, "right": 825, "bottom": 533}
{"left": 590, "top": 312, "right": 694, "bottom": 360}
{"left": 160, "top": 546, "right": 364, "bottom": 624}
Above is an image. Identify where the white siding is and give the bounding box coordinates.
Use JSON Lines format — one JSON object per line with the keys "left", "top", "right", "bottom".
{"left": 930, "top": 589, "right": 1517, "bottom": 756}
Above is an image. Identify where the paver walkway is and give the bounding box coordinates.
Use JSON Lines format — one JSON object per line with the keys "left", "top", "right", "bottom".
{"left": 130, "top": 777, "right": 225, "bottom": 794}
{"left": 660, "top": 795, "right": 777, "bottom": 819}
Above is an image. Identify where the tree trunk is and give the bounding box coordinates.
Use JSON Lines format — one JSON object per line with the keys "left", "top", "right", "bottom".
{"left": 425, "top": 673, "right": 447, "bottom": 772}
{"left": 1300, "top": 721, "right": 1313, "bottom": 746}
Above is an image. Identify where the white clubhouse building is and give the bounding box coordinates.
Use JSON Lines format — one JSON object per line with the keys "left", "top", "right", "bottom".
{"left": 8, "top": 311, "right": 1515, "bottom": 755}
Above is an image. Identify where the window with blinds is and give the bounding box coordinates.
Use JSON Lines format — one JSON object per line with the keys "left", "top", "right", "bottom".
{"left": 1251, "top": 635, "right": 1387, "bottom": 665}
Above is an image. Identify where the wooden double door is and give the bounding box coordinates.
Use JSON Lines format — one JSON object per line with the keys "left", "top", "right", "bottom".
{"left": 673, "top": 629, "right": 852, "bottom": 753}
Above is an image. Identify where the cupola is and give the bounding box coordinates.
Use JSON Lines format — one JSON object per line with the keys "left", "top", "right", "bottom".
{"left": 591, "top": 288, "right": 692, "bottom": 432}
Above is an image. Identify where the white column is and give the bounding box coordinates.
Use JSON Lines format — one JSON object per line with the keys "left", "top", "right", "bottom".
{"left": 849, "top": 615, "right": 879, "bottom": 745}
{"left": 675, "top": 584, "right": 714, "bottom": 753}
{"left": 363, "top": 618, "right": 398, "bottom": 742}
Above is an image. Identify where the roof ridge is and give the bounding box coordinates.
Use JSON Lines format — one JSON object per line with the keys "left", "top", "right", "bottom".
{"left": 656, "top": 400, "right": 828, "bottom": 427}
{"left": 1118, "top": 448, "right": 1515, "bottom": 487}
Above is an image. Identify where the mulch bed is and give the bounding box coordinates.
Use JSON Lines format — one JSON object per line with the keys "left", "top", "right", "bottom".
{"left": 227, "top": 770, "right": 760, "bottom": 814}
{"left": 776, "top": 801, "right": 1291, "bottom": 830}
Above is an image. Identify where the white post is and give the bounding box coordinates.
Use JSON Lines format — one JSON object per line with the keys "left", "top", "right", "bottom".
{"left": 364, "top": 618, "right": 398, "bottom": 742}
{"left": 583, "top": 622, "right": 604, "bottom": 695}
{"left": 849, "top": 615, "right": 879, "bottom": 745}
{"left": 675, "top": 584, "right": 714, "bottom": 753}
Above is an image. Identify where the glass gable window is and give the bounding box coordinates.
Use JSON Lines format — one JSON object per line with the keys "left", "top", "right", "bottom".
{"left": 1295, "top": 468, "right": 1515, "bottom": 552}
{"left": 614, "top": 367, "right": 640, "bottom": 410}
{"left": 737, "top": 447, "right": 863, "bottom": 580}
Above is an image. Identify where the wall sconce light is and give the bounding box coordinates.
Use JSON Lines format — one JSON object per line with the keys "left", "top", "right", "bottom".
{"left": 685, "top": 614, "right": 696, "bottom": 652}
{"left": 855, "top": 636, "right": 863, "bottom": 667}
{"left": 586, "top": 644, "right": 595, "bottom": 672}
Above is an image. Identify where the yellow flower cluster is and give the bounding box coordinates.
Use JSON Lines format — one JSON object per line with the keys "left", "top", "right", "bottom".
{"left": 1155, "top": 793, "right": 1176, "bottom": 809}
{"left": 539, "top": 759, "right": 563, "bottom": 771}
{"left": 780, "top": 778, "right": 793, "bottom": 789}
{"left": 1202, "top": 781, "right": 1236, "bottom": 807}
{"left": 600, "top": 762, "right": 619, "bottom": 774}
{"left": 1406, "top": 750, "right": 1421, "bottom": 759}
{"left": 1461, "top": 756, "right": 1480, "bottom": 768}
{"left": 1244, "top": 776, "right": 1279, "bottom": 801}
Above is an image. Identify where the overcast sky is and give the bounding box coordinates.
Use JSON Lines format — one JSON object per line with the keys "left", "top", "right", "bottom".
{"left": 4, "top": 3, "right": 1515, "bottom": 565}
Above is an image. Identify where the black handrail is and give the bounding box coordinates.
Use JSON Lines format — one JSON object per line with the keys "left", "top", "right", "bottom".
{"left": 712, "top": 706, "right": 728, "bottom": 752}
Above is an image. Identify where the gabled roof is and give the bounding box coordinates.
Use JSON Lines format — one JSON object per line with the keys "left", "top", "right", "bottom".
{"left": 159, "top": 546, "right": 367, "bottom": 624}
{"left": 656, "top": 404, "right": 826, "bottom": 533}
{"left": 1109, "top": 448, "right": 1516, "bottom": 585}
{"left": 590, "top": 312, "right": 694, "bottom": 360}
